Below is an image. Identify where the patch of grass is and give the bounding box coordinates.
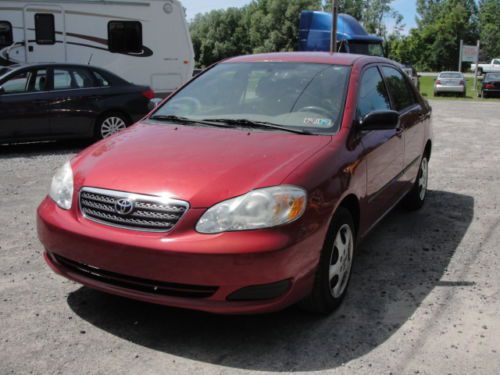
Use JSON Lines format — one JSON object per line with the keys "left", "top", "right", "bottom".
{"left": 418, "top": 76, "right": 500, "bottom": 101}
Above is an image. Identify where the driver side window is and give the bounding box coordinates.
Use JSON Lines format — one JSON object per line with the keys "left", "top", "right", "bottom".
{"left": 2, "top": 71, "right": 31, "bottom": 94}
{"left": 356, "top": 67, "right": 391, "bottom": 119}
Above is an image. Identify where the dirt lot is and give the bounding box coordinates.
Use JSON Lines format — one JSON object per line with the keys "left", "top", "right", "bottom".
{"left": 1, "top": 100, "right": 499, "bottom": 375}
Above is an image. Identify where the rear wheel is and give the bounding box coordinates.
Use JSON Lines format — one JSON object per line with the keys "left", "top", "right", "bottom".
{"left": 483, "top": 91, "right": 489, "bottom": 99}
{"left": 95, "top": 113, "right": 128, "bottom": 140}
{"left": 403, "top": 155, "right": 429, "bottom": 211}
{"left": 299, "top": 208, "right": 355, "bottom": 314}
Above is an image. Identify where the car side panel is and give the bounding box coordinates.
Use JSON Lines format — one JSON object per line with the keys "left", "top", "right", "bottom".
{"left": 46, "top": 85, "right": 148, "bottom": 139}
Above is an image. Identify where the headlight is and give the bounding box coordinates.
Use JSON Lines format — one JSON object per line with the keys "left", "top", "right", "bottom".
{"left": 49, "top": 161, "right": 74, "bottom": 210}
{"left": 196, "top": 186, "right": 307, "bottom": 234}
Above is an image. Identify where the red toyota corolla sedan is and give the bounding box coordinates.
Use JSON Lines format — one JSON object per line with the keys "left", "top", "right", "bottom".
{"left": 37, "top": 52, "right": 432, "bottom": 314}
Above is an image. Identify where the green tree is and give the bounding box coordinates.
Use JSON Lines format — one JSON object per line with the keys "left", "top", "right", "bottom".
{"left": 478, "top": 0, "right": 500, "bottom": 59}
{"left": 190, "top": 0, "right": 321, "bottom": 67}
{"left": 190, "top": 7, "right": 250, "bottom": 68}
{"left": 388, "top": 0, "right": 479, "bottom": 71}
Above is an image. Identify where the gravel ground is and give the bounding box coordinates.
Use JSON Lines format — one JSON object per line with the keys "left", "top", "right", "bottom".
{"left": 1, "top": 100, "right": 499, "bottom": 375}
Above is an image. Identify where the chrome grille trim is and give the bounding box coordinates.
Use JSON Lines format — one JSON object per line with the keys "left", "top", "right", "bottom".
{"left": 79, "top": 187, "right": 189, "bottom": 232}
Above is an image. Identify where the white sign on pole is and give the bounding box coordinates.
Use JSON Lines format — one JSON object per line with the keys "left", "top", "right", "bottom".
{"left": 462, "top": 44, "right": 478, "bottom": 62}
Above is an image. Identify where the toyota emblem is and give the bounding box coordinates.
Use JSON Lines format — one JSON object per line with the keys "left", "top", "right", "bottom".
{"left": 114, "top": 198, "right": 135, "bottom": 215}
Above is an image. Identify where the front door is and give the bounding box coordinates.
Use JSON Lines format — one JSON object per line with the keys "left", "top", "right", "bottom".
{"left": 0, "top": 67, "right": 51, "bottom": 140}
{"left": 48, "top": 66, "right": 99, "bottom": 137}
{"left": 380, "top": 66, "right": 425, "bottom": 191}
{"left": 23, "top": 5, "right": 66, "bottom": 63}
{"left": 357, "top": 66, "right": 405, "bottom": 223}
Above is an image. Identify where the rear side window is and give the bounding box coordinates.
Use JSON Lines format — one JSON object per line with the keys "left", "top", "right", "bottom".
{"left": 0, "top": 21, "right": 13, "bottom": 49}
{"left": 382, "top": 66, "right": 416, "bottom": 111}
{"left": 53, "top": 68, "right": 97, "bottom": 90}
{"left": 35, "top": 14, "right": 55, "bottom": 45}
{"left": 108, "top": 21, "right": 142, "bottom": 53}
{"left": 92, "top": 70, "right": 111, "bottom": 87}
{"left": 72, "top": 69, "right": 96, "bottom": 88}
{"left": 356, "top": 67, "right": 391, "bottom": 119}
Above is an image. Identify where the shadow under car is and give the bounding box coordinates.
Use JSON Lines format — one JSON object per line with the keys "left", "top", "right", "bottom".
{"left": 67, "top": 189, "right": 474, "bottom": 372}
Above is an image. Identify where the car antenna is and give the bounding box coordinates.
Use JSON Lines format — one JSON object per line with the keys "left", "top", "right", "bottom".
{"left": 87, "top": 53, "right": 94, "bottom": 65}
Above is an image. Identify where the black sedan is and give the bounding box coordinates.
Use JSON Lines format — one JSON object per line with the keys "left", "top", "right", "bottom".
{"left": 0, "top": 63, "right": 154, "bottom": 143}
{"left": 480, "top": 73, "right": 500, "bottom": 98}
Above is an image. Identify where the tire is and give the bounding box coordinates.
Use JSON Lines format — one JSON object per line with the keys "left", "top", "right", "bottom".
{"left": 478, "top": 68, "right": 483, "bottom": 76}
{"left": 402, "top": 155, "right": 429, "bottom": 211}
{"left": 299, "top": 207, "right": 355, "bottom": 314}
{"left": 434, "top": 92, "right": 439, "bottom": 97}
{"left": 95, "top": 113, "right": 129, "bottom": 140}
{"left": 483, "top": 92, "right": 489, "bottom": 99}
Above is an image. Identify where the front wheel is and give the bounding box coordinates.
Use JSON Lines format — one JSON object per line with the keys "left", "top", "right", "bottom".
{"left": 403, "top": 155, "right": 429, "bottom": 211}
{"left": 299, "top": 207, "right": 355, "bottom": 314}
{"left": 95, "top": 113, "right": 128, "bottom": 140}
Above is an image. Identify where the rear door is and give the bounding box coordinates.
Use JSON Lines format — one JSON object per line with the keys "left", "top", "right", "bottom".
{"left": 24, "top": 5, "right": 66, "bottom": 63}
{"left": 357, "top": 65, "right": 404, "bottom": 220}
{"left": 46, "top": 66, "right": 101, "bottom": 138}
{"left": 0, "top": 67, "right": 51, "bottom": 140}
{"left": 381, "top": 65, "right": 426, "bottom": 192}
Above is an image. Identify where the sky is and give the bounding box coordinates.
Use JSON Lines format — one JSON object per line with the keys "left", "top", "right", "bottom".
{"left": 182, "top": 0, "right": 418, "bottom": 33}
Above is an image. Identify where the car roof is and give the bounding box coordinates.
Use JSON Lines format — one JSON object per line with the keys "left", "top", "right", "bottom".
{"left": 438, "top": 71, "right": 463, "bottom": 75}
{"left": 223, "top": 52, "right": 391, "bottom": 66}
{"left": 8, "top": 62, "right": 101, "bottom": 70}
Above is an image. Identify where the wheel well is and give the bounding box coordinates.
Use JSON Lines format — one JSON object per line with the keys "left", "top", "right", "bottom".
{"left": 424, "top": 140, "right": 432, "bottom": 160}
{"left": 96, "top": 110, "right": 131, "bottom": 126}
{"left": 338, "top": 194, "right": 360, "bottom": 236}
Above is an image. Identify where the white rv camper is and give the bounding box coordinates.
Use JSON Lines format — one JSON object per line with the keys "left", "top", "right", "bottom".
{"left": 0, "top": 0, "right": 194, "bottom": 95}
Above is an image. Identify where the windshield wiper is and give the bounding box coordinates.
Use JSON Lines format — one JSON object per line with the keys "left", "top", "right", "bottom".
{"left": 204, "top": 118, "right": 313, "bottom": 135}
{"left": 148, "top": 115, "right": 232, "bottom": 128}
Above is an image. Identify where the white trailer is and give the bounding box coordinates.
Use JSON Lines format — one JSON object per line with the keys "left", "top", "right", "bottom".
{"left": 0, "top": 0, "right": 194, "bottom": 94}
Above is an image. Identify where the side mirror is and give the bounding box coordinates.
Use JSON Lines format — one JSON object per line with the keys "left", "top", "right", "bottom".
{"left": 359, "top": 110, "right": 400, "bottom": 131}
{"left": 148, "top": 98, "right": 163, "bottom": 111}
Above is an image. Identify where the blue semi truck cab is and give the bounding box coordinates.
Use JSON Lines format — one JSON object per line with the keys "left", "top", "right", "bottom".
{"left": 299, "top": 11, "right": 384, "bottom": 56}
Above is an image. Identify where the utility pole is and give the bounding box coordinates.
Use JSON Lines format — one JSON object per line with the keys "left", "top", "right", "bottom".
{"left": 458, "top": 39, "right": 463, "bottom": 72}
{"left": 330, "top": 0, "right": 338, "bottom": 54}
{"left": 473, "top": 40, "right": 480, "bottom": 92}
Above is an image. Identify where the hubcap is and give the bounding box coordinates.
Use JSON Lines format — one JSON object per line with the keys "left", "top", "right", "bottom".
{"left": 419, "top": 157, "right": 428, "bottom": 200}
{"left": 101, "top": 117, "right": 126, "bottom": 138}
{"left": 329, "top": 224, "right": 354, "bottom": 298}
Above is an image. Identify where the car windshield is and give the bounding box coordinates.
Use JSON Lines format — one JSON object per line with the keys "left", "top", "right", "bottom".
{"left": 349, "top": 41, "right": 384, "bottom": 57}
{"left": 440, "top": 72, "right": 462, "bottom": 79}
{"left": 485, "top": 73, "right": 500, "bottom": 81}
{"left": 152, "top": 62, "right": 351, "bottom": 134}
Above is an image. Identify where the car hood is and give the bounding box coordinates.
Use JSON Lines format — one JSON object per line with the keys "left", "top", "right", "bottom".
{"left": 72, "top": 122, "right": 332, "bottom": 208}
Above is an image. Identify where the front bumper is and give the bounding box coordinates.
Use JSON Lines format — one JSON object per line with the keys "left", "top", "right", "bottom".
{"left": 434, "top": 84, "right": 465, "bottom": 93}
{"left": 37, "top": 197, "right": 324, "bottom": 314}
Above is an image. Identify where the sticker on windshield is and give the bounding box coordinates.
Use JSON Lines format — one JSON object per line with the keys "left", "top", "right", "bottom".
{"left": 304, "top": 117, "right": 333, "bottom": 127}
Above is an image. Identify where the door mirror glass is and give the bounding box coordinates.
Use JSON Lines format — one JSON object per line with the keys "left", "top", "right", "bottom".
{"left": 360, "top": 110, "right": 400, "bottom": 131}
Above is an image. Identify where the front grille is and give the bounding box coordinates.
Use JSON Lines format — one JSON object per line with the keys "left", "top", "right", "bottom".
{"left": 51, "top": 253, "right": 218, "bottom": 299}
{"left": 79, "top": 187, "right": 189, "bottom": 232}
